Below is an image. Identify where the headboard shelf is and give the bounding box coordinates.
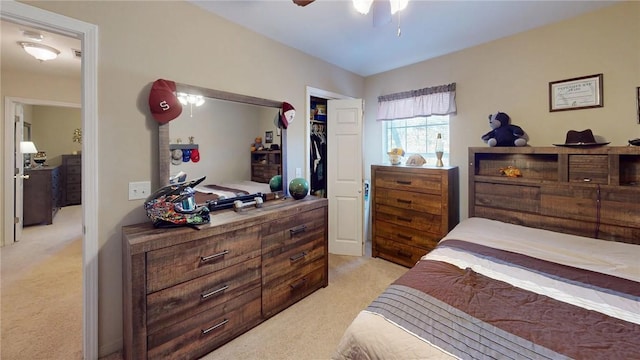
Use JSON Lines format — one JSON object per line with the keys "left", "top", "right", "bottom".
{"left": 469, "top": 146, "right": 640, "bottom": 244}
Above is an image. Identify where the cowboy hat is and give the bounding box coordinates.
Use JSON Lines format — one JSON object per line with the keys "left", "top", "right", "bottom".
{"left": 553, "top": 129, "right": 609, "bottom": 147}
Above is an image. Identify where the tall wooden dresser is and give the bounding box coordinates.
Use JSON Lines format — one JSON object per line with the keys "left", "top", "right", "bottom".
{"left": 250, "top": 150, "right": 281, "bottom": 183}
{"left": 23, "top": 166, "right": 61, "bottom": 226}
{"left": 122, "top": 197, "right": 328, "bottom": 360}
{"left": 371, "top": 165, "right": 459, "bottom": 267}
{"left": 61, "top": 154, "right": 81, "bottom": 205}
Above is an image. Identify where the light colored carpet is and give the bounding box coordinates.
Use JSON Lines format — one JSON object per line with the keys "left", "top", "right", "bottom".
{"left": 201, "top": 254, "right": 407, "bottom": 360}
{"left": 1, "top": 206, "right": 83, "bottom": 360}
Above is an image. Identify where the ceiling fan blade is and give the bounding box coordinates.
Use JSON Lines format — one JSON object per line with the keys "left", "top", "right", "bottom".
{"left": 372, "top": 0, "right": 391, "bottom": 27}
{"left": 292, "top": 0, "right": 315, "bottom": 6}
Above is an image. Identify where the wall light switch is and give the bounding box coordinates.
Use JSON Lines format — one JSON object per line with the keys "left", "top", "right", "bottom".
{"left": 295, "top": 167, "right": 302, "bottom": 178}
{"left": 129, "top": 181, "right": 151, "bottom": 200}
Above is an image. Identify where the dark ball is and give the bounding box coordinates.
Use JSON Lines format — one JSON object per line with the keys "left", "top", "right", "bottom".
{"left": 269, "top": 175, "right": 282, "bottom": 192}
{"left": 288, "top": 178, "right": 309, "bottom": 200}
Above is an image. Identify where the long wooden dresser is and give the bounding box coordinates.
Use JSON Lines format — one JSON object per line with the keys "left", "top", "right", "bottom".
{"left": 469, "top": 146, "right": 640, "bottom": 244}
{"left": 122, "top": 196, "right": 328, "bottom": 360}
{"left": 371, "top": 165, "right": 459, "bottom": 267}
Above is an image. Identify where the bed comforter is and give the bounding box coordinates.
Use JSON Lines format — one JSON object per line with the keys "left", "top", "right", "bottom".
{"left": 193, "top": 181, "right": 271, "bottom": 203}
{"left": 333, "top": 218, "right": 640, "bottom": 360}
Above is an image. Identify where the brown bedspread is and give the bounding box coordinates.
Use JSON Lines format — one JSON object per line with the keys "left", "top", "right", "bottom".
{"left": 367, "top": 240, "right": 640, "bottom": 359}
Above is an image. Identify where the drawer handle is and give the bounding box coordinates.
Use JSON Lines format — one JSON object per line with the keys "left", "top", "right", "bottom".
{"left": 397, "top": 199, "right": 412, "bottom": 204}
{"left": 397, "top": 250, "right": 413, "bottom": 258}
{"left": 289, "top": 225, "right": 307, "bottom": 236}
{"left": 201, "top": 318, "right": 229, "bottom": 335}
{"left": 290, "top": 251, "right": 308, "bottom": 263}
{"left": 396, "top": 180, "right": 412, "bottom": 185}
{"left": 397, "top": 216, "right": 412, "bottom": 223}
{"left": 290, "top": 277, "right": 308, "bottom": 290}
{"left": 200, "top": 250, "right": 229, "bottom": 263}
{"left": 201, "top": 285, "right": 229, "bottom": 300}
{"left": 397, "top": 234, "right": 412, "bottom": 241}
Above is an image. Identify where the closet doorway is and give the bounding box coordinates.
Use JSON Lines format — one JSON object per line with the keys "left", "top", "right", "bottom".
{"left": 305, "top": 87, "right": 365, "bottom": 257}
{"left": 304, "top": 87, "right": 351, "bottom": 197}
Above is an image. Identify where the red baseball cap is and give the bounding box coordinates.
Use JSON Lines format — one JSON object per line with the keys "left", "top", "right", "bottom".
{"left": 148, "top": 79, "right": 182, "bottom": 124}
{"left": 280, "top": 102, "right": 295, "bottom": 129}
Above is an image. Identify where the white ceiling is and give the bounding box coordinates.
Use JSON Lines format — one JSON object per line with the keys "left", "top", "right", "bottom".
{"left": 1, "top": 1, "right": 617, "bottom": 79}
{"left": 1, "top": 20, "right": 81, "bottom": 79}
{"left": 189, "top": 0, "right": 618, "bottom": 76}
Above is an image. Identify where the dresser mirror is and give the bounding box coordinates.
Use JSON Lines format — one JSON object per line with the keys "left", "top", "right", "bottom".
{"left": 159, "top": 83, "right": 287, "bottom": 202}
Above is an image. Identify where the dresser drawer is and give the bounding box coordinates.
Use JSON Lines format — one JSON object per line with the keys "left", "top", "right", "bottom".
{"left": 65, "top": 156, "right": 81, "bottom": 166}
{"left": 375, "top": 188, "right": 442, "bottom": 214}
{"left": 67, "top": 174, "right": 81, "bottom": 184}
{"left": 375, "top": 170, "right": 443, "bottom": 194}
{"left": 147, "top": 287, "right": 262, "bottom": 360}
{"left": 147, "top": 225, "right": 261, "bottom": 293}
{"left": 568, "top": 155, "right": 608, "bottom": 184}
{"left": 375, "top": 221, "right": 440, "bottom": 250}
{"left": 66, "top": 192, "right": 81, "bottom": 204}
{"left": 67, "top": 165, "right": 81, "bottom": 175}
{"left": 146, "top": 257, "right": 261, "bottom": 334}
{"left": 262, "top": 264, "right": 325, "bottom": 318}
{"left": 262, "top": 207, "right": 326, "bottom": 253}
{"left": 262, "top": 235, "right": 324, "bottom": 284}
{"left": 67, "top": 182, "right": 82, "bottom": 192}
{"left": 374, "top": 237, "right": 426, "bottom": 268}
{"left": 375, "top": 204, "right": 442, "bottom": 233}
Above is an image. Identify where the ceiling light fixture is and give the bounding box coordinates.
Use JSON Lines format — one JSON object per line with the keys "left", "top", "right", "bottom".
{"left": 353, "top": 0, "right": 408, "bottom": 15}
{"left": 177, "top": 92, "right": 205, "bottom": 117}
{"left": 353, "top": 0, "right": 374, "bottom": 14}
{"left": 19, "top": 42, "right": 60, "bottom": 61}
{"left": 353, "top": 0, "right": 409, "bottom": 37}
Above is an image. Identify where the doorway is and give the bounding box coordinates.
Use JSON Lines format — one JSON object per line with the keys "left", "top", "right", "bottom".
{"left": 305, "top": 88, "right": 366, "bottom": 257}
{"left": 1, "top": 2, "right": 98, "bottom": 358}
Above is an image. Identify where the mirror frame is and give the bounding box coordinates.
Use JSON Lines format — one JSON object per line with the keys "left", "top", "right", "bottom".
{"left": 159, "top": 83, "right": 287, "bottom": 196}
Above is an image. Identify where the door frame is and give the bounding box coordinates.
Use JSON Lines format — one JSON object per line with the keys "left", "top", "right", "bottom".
{"left": 1, "top": 2, "right": 99, "bottom": 359}
{"left": 304, "top": 86, "right": 352, "bottom": 182}
{"left": 6, "top": 98, "right": 81, "bottom": 243}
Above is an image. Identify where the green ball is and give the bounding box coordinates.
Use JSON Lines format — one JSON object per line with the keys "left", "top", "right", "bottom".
{"left": 269, "top": 175, "right": 282, "bottom": 192}
{"left": 288, "top": 178, "right": 309, "bottom": 200}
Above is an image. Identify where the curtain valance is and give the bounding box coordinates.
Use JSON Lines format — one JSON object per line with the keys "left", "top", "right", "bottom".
{"left": 376, "top": 83, "right": 456, "bottom": 121}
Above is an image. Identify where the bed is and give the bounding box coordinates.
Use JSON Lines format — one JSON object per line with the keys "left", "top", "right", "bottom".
{"left": 333, "top": 217, "right": 640, "bottom": 359}
{"left": 193, "top": 180, "right": 271, "bottom": 203}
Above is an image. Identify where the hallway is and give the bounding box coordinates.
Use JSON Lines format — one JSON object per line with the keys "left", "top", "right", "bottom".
{"left": 1, "top": 205, "right": 83, "bottom": 359}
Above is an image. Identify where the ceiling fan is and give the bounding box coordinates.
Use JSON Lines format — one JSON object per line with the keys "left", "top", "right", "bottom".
{"left": 293, "top": 0, "right": 409, "bottom": 29}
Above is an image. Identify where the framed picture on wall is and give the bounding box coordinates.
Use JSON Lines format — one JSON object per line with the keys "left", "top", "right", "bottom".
{"left": 549, "top": 73, "right": 603, "bottom": 112}
{"left": 265, "top": 131, "right": 273, "bottom": 144}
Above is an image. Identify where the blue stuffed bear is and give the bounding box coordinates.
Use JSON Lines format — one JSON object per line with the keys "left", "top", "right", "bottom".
{"left": 481, "top": 112, "right": 527, "bottom": 147}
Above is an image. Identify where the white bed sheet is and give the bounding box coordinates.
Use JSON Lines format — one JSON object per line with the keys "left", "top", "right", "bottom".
{"left": 194, "top": 180, "right": 271, "bottom": 199}
{"left": 333, "top": 217, "right": 640, "bottom": 360}
{"left": 439, "top": 217, "right": 640, "bottom": 282}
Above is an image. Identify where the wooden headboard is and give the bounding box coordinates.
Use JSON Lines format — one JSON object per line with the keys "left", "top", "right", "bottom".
{"left": 469, "top": 146, "right": 640, "bottom": 244}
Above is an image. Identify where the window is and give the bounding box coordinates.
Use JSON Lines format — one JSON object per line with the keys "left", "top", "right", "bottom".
{"left": 383, "top": 115, "right": 449, "bottom": 165}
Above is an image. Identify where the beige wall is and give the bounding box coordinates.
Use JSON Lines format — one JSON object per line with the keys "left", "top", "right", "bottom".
{"left": 31, "top": 105, "right": 82, "bottom": 166}
{"left": 4, "top": 0, "right": 638, "bottom": 356}
{"left": 364, "top": 1, "right": 640, "bottom": 219}
{"left": 10, "top": 0, "right": 364, "bottom": 356}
